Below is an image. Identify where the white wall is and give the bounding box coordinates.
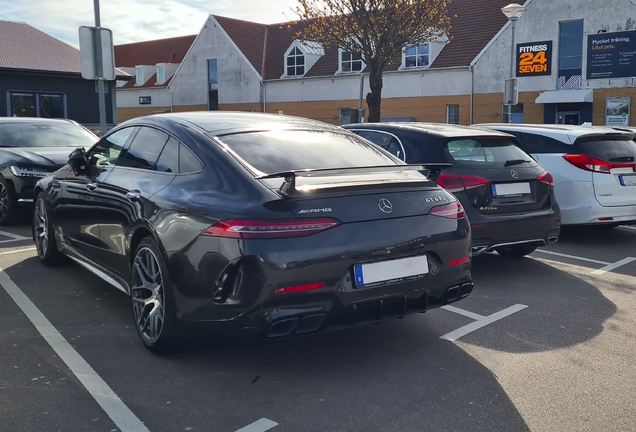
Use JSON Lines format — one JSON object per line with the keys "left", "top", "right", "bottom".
{"left": 117, "top": 87, "right": 170, "bottom": 107}
{"left": 265, "top": 68, "right": 471, "bottom": 103}
{"left": 169, "top": 15, "right": 262, "bottom": 107}
{"left": 473, "top": 0, "right": 636, "bottom": 94}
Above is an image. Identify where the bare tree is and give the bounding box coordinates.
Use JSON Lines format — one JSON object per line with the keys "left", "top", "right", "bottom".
{"left": 289, "top": 0, "right": 451, "bottom": 122}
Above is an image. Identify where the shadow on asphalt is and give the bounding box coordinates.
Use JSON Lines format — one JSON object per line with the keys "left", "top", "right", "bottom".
{"left": 4, "top": 257, "right": 531, "bottom": 432}
{"left": 467, "top": 252, "right": 617, "bottom": 353}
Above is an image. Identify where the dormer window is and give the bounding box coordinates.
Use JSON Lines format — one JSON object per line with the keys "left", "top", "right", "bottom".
{"left": 135, "top": 67, "right": 144, "bottom": 85}
{"left": 281, "top": 41, "right": 324, "bottom": 79}
{"left": 340, "top": 51, "right": 364, "bottom": 73}
{"left": 287, "top": 47, "right": 305, "bottom": 77}
{"left": 156, "top": 66, "right": 165, "bottom": 84}
{"left": 404, "top": 44, "right": 430, "bottom": 68}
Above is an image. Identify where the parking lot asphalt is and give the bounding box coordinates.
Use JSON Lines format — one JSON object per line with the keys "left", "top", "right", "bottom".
{"left": 1, "top": 223, "right": 635, "bottom": 432}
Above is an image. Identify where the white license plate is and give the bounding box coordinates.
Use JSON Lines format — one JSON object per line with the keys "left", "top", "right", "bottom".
{"left": 354, "top": 255, "right": 428, "bottom": 288}
{"left": 620, "top": 175, "right": 636, "bottom": 186}
{"left": 493, "top": 182, "right": 531, "bottom": 197}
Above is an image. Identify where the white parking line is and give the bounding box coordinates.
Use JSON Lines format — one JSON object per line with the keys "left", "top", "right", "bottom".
{"left": 534, "top": 249, "right": 636, "bottom": 275}
{"left": 441, "top": 305, "right": 486, "bottom": 321}
{"left": 534, "top": 249, "right": 609, "bottom": 265}
{"left": 234, "top": 418, "right": 279, "bottom": 432}
{"left": 0, "top": 247, "right": 36, "bottom": 256}
{"left": 590, "top": 257, "right": 636, "bottom": 275}
{"left": 0, "top": 269, "right": 150, "bottom": 432}
{"left": 0, "top": 230, "right": 30, "bottom": 243}
{"left": 620, "top": 225, "right": 636, "bottom": 230}
{"left": 440, "top": 304, "right": 528, "bottom": 342}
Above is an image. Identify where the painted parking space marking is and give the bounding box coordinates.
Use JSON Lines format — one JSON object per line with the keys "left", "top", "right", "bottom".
{"left": 234, "top": 418, "right": 279, "bottom": 432}
{"left": 441, "top": 305, "right": 486, "bottom": 321}
{"left": 0, "top": 247, "right": 36, "bottom": 256}
{"left": 0, "top": 230, "right": 31, "bottom": 244}
{"left": 590, "top": 257, "right": 636, "bottom": 275}
{"left": 534, "top": 249, "right": 636, "bottom": 275}
{"left": 620, "top": 225, "right": 636, "bottom": 230}
{"left": 0, "top": 269, "right": 151, "bottom": 432}
{"left": 440, "top": 304, "right": 528, "bottom": 342}
{"left": 535, "top": 249, "right": 609, "bottom": 265}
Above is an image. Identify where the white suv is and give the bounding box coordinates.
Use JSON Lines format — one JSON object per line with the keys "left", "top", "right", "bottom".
{"left": 475, "top": 123, "right": 636, "bottom": 226}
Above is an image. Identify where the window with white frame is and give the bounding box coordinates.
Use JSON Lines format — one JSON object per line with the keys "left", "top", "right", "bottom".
{"left": 135, "top": 67, "right": 144, "bottom": 85}
{"left": 404, "top": 44, "right": 430, "bottom": 68}
{"left": 340, "top": 51, "right": 364, "bottom": 73}
{"left": 286, "top": 47, "right": 305, "bottom": 77}
{"left": 156, "top": 66, "right": 165, "bottom": 84}
{"left": 447, "top": 104, "right": 460, "bottom": 124}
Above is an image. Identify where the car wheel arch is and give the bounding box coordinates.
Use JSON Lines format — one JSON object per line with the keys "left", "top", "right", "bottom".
{"left": 128, "top": 224, "right": 170, "bottom": 274}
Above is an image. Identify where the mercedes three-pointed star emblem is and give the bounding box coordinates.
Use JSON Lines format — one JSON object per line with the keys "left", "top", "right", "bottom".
{"left": 511, "top": 170, "right": 519, "bottom": 179}
{"left": 378, "top": 198, "right": 393, "bottom": 213}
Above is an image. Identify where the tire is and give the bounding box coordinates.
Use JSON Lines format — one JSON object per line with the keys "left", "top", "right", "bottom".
{"left": 495, "top": 242, "right": 539, "bottom": 258}
{"left": 33, "top": 193, "right": 65, "bottom": 265}
{"left": 0, "top": 177, "right": 22, "bottom": 225}
{"left": 130, "top": 237, "right": 183, "bottom": 353}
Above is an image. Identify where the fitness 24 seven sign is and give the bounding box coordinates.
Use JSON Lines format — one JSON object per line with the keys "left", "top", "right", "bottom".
{"left": 516, "top": 41, "right": 552, "bottom": 77}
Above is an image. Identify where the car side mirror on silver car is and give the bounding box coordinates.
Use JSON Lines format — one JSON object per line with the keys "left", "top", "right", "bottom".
{"left": 68, "top": 147, "right": 88, "bottom": 175}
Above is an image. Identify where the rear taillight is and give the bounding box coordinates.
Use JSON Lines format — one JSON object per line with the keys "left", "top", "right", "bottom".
{"left": 563, "top": 154, "right": 636, "bottom": 174}
{"left": 438, "top": 174, "right": 489, "bottom": 192}
{"left": 275, "top": 282, "right": 326, "bottom": 294}
{"left": 448, "top": 257, "right": 471, "bottom": 266}
{"left": 430, "top": 201, "right": 466, "bottom": 219}
{"left": 537, "top": 170, "right": 554, "bottom": 186}
{"left": 203, "top": 219, "right": 340, "bottom": 239}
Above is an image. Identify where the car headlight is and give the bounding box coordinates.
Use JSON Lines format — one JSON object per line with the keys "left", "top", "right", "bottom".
{"left": 9, "top": 166, "right": 51, "bottom": 178}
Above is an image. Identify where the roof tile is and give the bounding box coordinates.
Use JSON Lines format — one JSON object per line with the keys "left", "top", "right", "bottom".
{"left": 114, "top": 34, "right": 196, "bottom": 67}
{"left": 0, "top": 20, "right": 82, "bottom": 73}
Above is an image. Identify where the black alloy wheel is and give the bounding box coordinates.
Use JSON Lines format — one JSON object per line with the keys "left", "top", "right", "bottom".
{"left": 33, "top": 193, "right": 63, "bottom": 265}
{"left": 131, "top": 237, "right": 181, "bottom": 352}
{"left": 495, "top": 242, "right": 539, "bottom": 258}
{"left": 0, "top": 177, "right": 20, "bottom": 225}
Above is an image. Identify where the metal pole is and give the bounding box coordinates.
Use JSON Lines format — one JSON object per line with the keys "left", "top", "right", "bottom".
{"left": 358, "top": 73, "right": 365, "bottom": 123}
{"left": 508, "top": 17, "right": 517, "bottom": 123}
{"left": 94, "top": 0, "right": 107, "bottom": 136}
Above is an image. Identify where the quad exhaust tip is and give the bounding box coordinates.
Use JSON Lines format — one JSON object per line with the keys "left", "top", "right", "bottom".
{"left": 547, "top": 236, "right": 558, "bottom": 244}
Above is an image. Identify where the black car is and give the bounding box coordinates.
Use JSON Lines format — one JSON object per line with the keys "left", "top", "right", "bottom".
{"left": 0, "top": 118, "right": 97, "bottom": 224}
{"left": 33, "top": 112, "right": 473, "bottom": 352}
{"left": 343, "top": 123, "right": 561, "bottom": 257}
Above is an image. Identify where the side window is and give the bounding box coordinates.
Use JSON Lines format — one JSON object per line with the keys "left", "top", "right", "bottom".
{"left": 118, "top": 127, "right": 169, "bottom": 170}
{"left": 510, "top": 132, "right": 573, "bottom": 154}
{"left": 156, "top": 137, "right": 179, "bottom": 173}
{"left": 357, "top": 130, "right": 393, "bottom": 149}
{"left": 179, "top": 144, "right": 204, "bottom": 173}
{"left": 385, "top": 140, "right": 405, "bottom": 160}
{"left": 88, "top": 127, "right": 136, "bottom": 167}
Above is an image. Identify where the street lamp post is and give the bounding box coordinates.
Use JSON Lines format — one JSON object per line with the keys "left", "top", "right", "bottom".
{"left": 501, "top": 3, "right": 526, "bottom": 123}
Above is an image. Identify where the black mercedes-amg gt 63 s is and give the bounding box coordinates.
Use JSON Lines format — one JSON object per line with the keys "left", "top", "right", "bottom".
{"left": 33, "top": 112, "right": 473, "bottom": 352}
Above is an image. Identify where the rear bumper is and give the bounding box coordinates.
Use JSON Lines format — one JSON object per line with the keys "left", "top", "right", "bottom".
{"left": 467, "top": 211, "right": 561, "bottom": 255}
{"left": 167, "top": 215, "right": 473, "bottom": 337}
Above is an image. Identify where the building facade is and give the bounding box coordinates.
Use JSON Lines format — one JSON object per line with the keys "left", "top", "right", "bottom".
{"left": 116, "top": 0, "right": 636, "bottom": 127}
{"left": 0, "top": 20, "right": 120, "bottom": 127}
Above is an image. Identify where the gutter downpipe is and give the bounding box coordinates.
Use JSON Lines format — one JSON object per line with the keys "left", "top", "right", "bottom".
{"left": 167, "top": 85, "right": 174, "bottom": 113}
{"left": 469, "top": 65, "right": 474, "bottom": 125}
{"left": 261, "top": 26, "right": 269, "bottom": 113}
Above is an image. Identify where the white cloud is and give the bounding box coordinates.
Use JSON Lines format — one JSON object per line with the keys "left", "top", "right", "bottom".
{"left": 0, "top": 0, "right": 300, "bottom": 47}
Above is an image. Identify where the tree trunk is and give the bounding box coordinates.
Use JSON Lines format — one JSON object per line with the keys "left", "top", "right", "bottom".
{"left": 367, "top": 70, "right": 383, "bottom": 123}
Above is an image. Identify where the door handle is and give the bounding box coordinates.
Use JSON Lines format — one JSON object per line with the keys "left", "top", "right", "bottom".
{"left": 86, "top": 182, "right": 98, "bottom": 191}
{"left": 126, "top": 190, "right": 142, "bottom": 201}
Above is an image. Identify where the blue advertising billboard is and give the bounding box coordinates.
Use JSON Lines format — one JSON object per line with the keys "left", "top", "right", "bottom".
{"left": 587, "top": 30, "right": 636, "bottom": 79}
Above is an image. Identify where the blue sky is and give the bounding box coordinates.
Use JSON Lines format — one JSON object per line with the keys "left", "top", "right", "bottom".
{"left": 0, "top": 0, "right": 300, "bottom": 46}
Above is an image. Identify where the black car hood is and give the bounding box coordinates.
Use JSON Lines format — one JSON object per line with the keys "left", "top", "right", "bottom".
{"left": 0, "top": 146, "right": 76, "bottom": 170}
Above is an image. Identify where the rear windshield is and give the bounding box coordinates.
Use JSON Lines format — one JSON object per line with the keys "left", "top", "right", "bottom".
{"left": 444, "top": 137, "right": 533, "bottom": 168}
{"left": 0, "top": 122, "right": 97, "bottom": 148}
{"left": 216, "top": 130, "right": 401, "bottom": 175}
{"left": 577, "top": 137, "right": 636, "bottom": 162}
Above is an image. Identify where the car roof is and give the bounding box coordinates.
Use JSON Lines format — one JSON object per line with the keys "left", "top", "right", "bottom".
{"left": 0, "top": 117, "right": 77, "bottom": 125}
{"left": 344, "top": 122, "right": 514, "bottom": 138}
{"left": 475, "top": 123, "right": 633, "bottom": 143}
{"left": 123, "top": 112, "right": 345, "bottom": 135}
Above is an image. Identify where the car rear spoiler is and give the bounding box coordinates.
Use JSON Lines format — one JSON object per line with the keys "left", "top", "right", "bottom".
{"left": 256, "top": 164, "right": 452, "bottom": 197}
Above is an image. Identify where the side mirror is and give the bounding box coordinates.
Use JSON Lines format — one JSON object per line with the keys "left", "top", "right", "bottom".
{"left": 68, "top": 148, "right": 88, "bottom": 175}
